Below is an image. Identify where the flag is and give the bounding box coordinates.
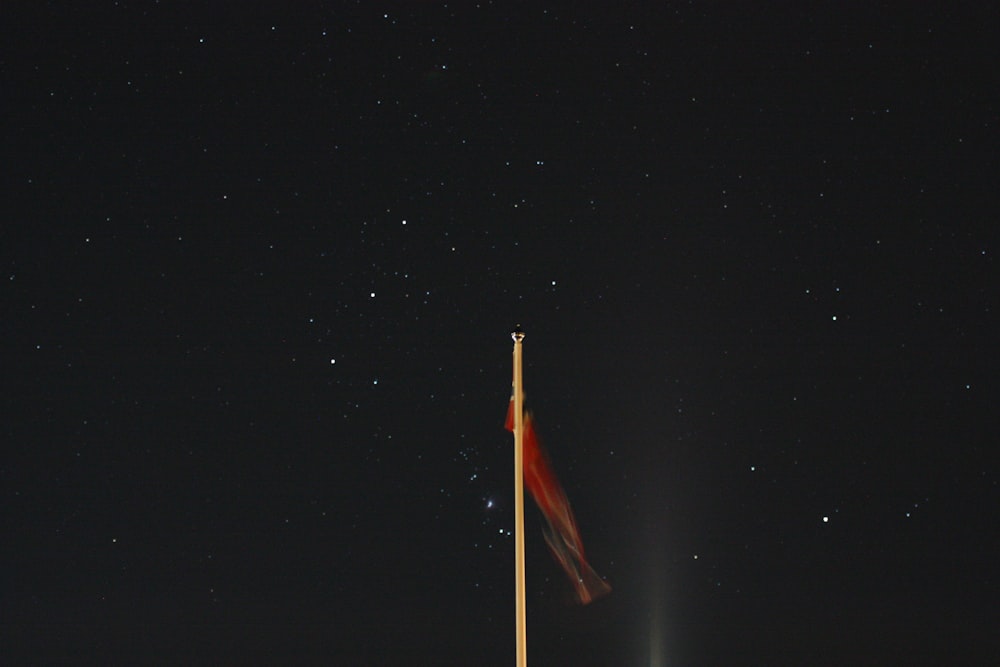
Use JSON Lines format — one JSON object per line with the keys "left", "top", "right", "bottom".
{"left": 506, "top": 395, "right": 611, "bottom": 604}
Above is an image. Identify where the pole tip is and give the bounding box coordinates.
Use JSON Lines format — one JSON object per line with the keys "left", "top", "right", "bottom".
{"left": 511, "top": 325, "right": 525, "bottom": 343}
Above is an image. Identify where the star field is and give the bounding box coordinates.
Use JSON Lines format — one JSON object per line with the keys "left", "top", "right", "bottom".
{"left": 3, "top": 2, "right": 999, "bottom": 665}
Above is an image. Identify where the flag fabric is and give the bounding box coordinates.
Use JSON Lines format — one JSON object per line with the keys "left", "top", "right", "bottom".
{"left": 506, "top": 396, "right": 611, "bottom": 604}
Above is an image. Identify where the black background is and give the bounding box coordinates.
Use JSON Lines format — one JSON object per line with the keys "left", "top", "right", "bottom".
{"left": 3, "top": 3, "right": 998, "bottom": 664}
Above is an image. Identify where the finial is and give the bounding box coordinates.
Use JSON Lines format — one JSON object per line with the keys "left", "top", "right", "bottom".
{"left": 511, "top": 325, "right": 525, "bottom": 343}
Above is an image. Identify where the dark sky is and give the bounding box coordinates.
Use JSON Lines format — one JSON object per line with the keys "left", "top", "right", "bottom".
{"left": 3, "top": 2, "right": 998, "bottom": 665}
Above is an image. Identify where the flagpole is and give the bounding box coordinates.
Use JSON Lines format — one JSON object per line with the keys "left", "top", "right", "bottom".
{"left": 511, "top": 326, "right": 527, "bottom": 667}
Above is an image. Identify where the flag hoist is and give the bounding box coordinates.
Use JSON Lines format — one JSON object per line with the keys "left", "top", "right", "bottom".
{"left": 507, "top": 326, "right": 611, "bottom": 666}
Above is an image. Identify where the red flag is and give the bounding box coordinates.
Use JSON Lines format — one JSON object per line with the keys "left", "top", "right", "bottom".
{"left": 506, "top": 399, "right": 611, "bottom": 604}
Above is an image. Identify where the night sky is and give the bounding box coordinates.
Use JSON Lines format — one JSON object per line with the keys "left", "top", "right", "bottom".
{"left": 4, "top": 3, "right": 999, "bottom": 665}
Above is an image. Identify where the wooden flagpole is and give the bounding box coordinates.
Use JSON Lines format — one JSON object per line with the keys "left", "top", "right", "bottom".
{"left": 511, "top": 327, "right": 527, "bottom": 667}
